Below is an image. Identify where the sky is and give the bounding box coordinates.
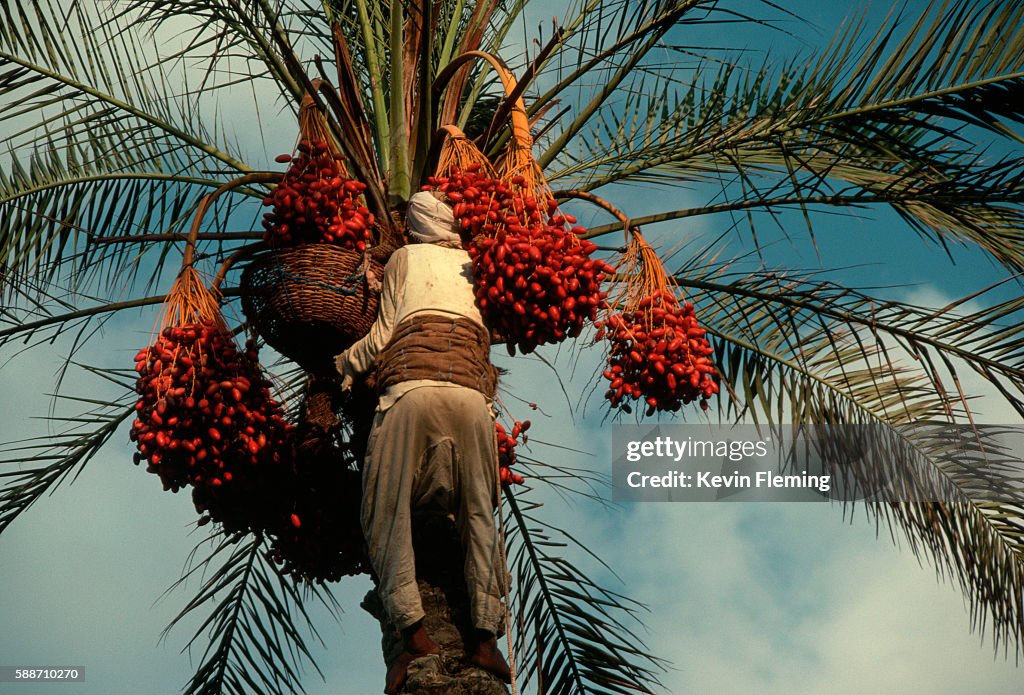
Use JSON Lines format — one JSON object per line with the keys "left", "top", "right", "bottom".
{"left": 1, "top": 1, "right": 1023, "bottom": 694}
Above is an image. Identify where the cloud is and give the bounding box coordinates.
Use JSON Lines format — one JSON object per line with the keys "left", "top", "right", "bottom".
{"left": 574, "top": 500, "right": 1024, "bottom": 694}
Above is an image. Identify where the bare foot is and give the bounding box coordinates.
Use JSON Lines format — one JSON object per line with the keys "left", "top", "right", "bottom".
{"left": 384, "top": 622, "right": 440, "bottom": 694}
{"left": 468, "top": 632, "right": 512, "bottom": 683}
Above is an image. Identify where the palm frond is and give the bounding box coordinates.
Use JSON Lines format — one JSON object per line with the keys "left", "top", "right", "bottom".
{"left": 0, "top": 2, "right": 261, "bottom": 295}
{"left": 553, "top": 0, "right": 1024, "bottom": 269}
{"left": 533, "top": 0, "right": 719, "bottom": 169}
{"left": 0, "top": 283, "right": 257, "bottom": 367}
{"left": 673, "top": 260, "right": 1024, "bottom": 652}
{"left": 676, "top": 270, "right": 1024, "bottom": 418}
{"left": 127, "top": 0, "right": 328, "bottom": 107}
{"left": 504, "top": 487, "right": 666, "bottom": 695}
{"left": 0, "top": 386, "right": 134, "bottom": 537}
{"left": 162, "top": 529, "right": 340, "bottom": 695}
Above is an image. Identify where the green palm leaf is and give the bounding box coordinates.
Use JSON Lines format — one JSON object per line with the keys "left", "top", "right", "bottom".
{"left": 557, "top": 0, "right": 1024, "bottom": 269}
{"left": 0, "top": 1, "right": 258, "bottom": 294}
{"left": 162, "top": 529, "right": 339, "bottom": 695}
{"left": 669, "top": 261, "right": 1024, "bottom": 650}
{"left": 0, "top": 390, "right": 133, "bottom": 535}
{"left": 504, "top": 487, "right": 665, "bottom": 694}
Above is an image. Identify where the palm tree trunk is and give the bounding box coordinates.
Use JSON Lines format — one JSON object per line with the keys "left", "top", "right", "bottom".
{"left": 362, "top": 510, "right": 510, "bottom": 695}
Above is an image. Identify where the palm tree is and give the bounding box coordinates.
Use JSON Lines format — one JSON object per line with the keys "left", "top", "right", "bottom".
{"left": 2, "top": 0, "right": 1024, "bottom": 693}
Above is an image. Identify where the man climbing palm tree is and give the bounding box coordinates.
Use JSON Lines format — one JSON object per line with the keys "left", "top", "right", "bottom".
{"left": 336, "top": 191, "right": 512, "bottom": 693}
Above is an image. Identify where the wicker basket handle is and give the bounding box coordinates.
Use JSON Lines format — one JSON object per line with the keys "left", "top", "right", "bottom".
{"left": 434, "top": 51, "right": 533, "bottom": 152}
{"left": 433, "top": 51, "right": 555, "bottom": 200}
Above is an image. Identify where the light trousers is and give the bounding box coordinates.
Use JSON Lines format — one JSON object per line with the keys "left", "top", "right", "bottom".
{"left": 361, "top": 386, "right": 503, "bottom": 634}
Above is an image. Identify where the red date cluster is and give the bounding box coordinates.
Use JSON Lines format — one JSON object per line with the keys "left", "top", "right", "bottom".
{"left": 262, "top": 141, "right": 374, "bottom": 249}
{"left": 598, "top": 291, "right": 719, "bottom": 415}
{"left": 495, "top": 420, "right": 530, "bottom": 485}
{"left": 131, "top": 321, "right": 292, "bottom": 530}
{"left": 427, "top": 167, "right": 612, "bottom": 354}
{"left": 267, "top": 451, "right": 368, "bottom": 582}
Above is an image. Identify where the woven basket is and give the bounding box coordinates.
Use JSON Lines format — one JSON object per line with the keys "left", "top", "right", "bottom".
{"left": 240, "top": 245, "right": 384, "bottom": 372}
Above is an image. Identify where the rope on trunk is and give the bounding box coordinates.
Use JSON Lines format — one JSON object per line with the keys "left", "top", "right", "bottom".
{"left": 494, "top": 467, "right": 518, "bottom": 695}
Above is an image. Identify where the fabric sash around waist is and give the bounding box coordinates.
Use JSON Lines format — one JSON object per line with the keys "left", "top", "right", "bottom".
{"left": 371, "top": 314, "right": 498, "bottom": 398}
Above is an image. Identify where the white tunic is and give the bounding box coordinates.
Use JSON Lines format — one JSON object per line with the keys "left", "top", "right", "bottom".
{"left": 336, "top": 243, "right": 487, "bottom": 410}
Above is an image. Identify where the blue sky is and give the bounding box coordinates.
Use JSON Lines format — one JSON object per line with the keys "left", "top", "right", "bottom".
{"left": 1, "top": 1, "right": 1023, "bottom": 693}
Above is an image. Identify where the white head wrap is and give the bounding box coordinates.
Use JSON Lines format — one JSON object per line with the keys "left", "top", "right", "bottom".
{"left": 406, "top": 191, "right": 462, "bottom": 246}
